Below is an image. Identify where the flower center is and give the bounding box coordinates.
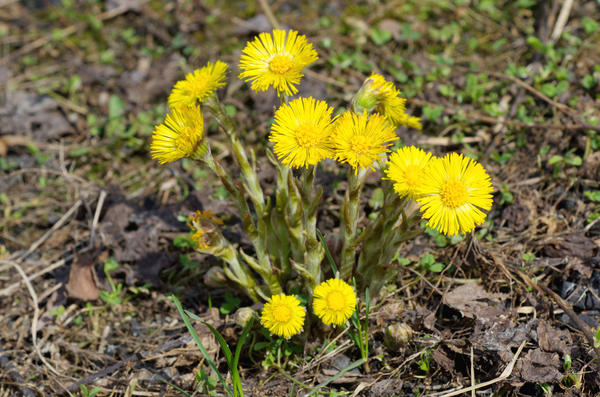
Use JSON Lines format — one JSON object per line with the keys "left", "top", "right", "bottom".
{"left": 326, "top": 291, "right": 345, "bottom": 312}
{"left": 440, "top": 179, "right": 468, "bottom": 208}
{"left": 295, "top": 123, "right": 321, "bottom": 148}
{"left": 272, "top": 304, "right": 292, "bottom": 323}
{"left": 403, "top": 165, "right": 421, "bottom": 188}
{"left": 350, "top": 135, "right": 371, "bottom": 154}
{"left": 269, "top": 55, "right": 294, "bottom": 74}
{"left": 175, "top": 127, "right": 199, "bottom": 156}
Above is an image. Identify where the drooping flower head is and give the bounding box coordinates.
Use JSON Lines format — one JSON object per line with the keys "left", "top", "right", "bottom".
{"left": 354, "top": 73, "right": 422, "bottom": 130}
{"left": 168, "top": 61, "right": 228, "bottom": 107}
{"left": 150, "top": 106, "right": 206, "bottom": 164}
{"left": 416, "top": 153, "right": 493, "bottom": 236}
{"left": 260, "top": 294, "right": 305, "bottom": 338}
{"left": 270, "top": 97, "right": 336, "bottom": 168}
{"left": 331, "top": 111, "right": 398, "bottom": 173}
{"left": 385, "top": 146, "right": 434, "bottom": 200}
{"left": 239, "top": 29, "right": 318, "bottom": 96}
{"left": 313, "top": 279, "right": 357, "bottom": 326}
{"left": 187, "top": 210, "right": 224, "bottom": 249}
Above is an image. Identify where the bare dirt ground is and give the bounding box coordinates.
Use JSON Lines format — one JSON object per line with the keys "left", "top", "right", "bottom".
{"left": 1, "top": 0, "right": 600, "bottom": 395}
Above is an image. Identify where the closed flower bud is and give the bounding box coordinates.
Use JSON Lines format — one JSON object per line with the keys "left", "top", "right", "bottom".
{"left": 203, "top": 266, "right": 228, "bottom": 288}
{"left": 384, "top": 322, "right": 413, "bottom": 350}
{"left": 234, "top": 307, "right": 257, "bottom": 327}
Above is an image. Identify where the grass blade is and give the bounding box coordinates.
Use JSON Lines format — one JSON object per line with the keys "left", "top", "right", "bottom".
{"left": 171, "top": 296, "right": 234, "bottom": 397}
{"left": 317, "top": 229, "right": 338, "bottom": 275}
{"left": 302, "top": 358, "right": 367, "bottom": 397}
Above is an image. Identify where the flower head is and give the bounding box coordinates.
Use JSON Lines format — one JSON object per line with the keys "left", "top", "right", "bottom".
{"left": 187, "top": 210, "right": 223, "bottom": 249}
{"left": 355, "top": 73, "right": 422, "bottom": 129}
{"left": 151, "top": 106, "right": 206, "bottom": 164}
{"left": 313, "top": 279, "right": 357, "bottom": 326}
{"left": 385, "top": 146, "right": 434, "bottom": 200}
{"left": 260, "top": 294, "right": 305, "bottom": 338}
{"left": 239, "top": 29, "right": 318, "bottom": 96}
{"left": 168, "top": 61, "right": 228, "bottom": 107}
{"left": 416, "top": 153, "right": 493, "bottom": 236}
{"left": 270, "top": 97, "right": 336, "bottom": 168}
{"left": 331, "top": 111, "right": 398, "bottom": 173}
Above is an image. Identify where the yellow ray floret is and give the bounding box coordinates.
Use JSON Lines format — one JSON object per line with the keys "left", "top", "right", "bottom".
{"left": 239, "top": 29, "right": 318, "bottom": 96}
{"left": 416, "top": 153, "right": 493, "bottom": 236}
{"left": 168, "top": 61, "right": 228, "bottom": 107}
{"left": 331, "top": 111, "right": 398, "bottom": 173}
{"left": 150, "top": 106, "right": 206, "bottom": 164}
{"left": 270, "top": 97, "right": 336, "bottom": 168}
{"left": 385, "top": 146, "right": 434, "bottom": 200}
{"left": 313, "top": 279, "right": 357, "bottom": 326}
{"left": 260, "top": 294, "right": 305, "bottom": 338}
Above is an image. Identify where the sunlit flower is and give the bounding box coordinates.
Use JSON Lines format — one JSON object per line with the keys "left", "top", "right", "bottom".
{"left": 150, "top": 106, "right": 206, "bottom": 164}
{"left": 260, "top": 294, "right": 305, "bottom": 338}
{"left": 239, "top": 29, "right": 318, "bottom": 96}
{"left": 331, "top": 111, "right": 398, "bottom": 173}
{"left": 313, "top": 279, "right": 357, "bottom": 326}
{"left": 355, "top": 73, "right": 422, "bottom": 129}
{"left": 416, "top": 153, "right": 493, "bottom": 236}
{"left": 385, "top": 146, "right": 434, "bottom": 200}
{"left": 270, "top": 97, "right": 335, "bottom": 168}
{"left": 168, "top": 61, "right": 228, "bottom": 107}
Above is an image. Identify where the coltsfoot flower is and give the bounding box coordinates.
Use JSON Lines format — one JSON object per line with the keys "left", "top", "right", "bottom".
{"left": 331, "top": 111, "right": 398, "bottom": 173}
{"left": 168, "top": 61, "right": 228, "bottom": 107}
{"left": 260, "top": 294, "right": 305, "bottom": 338}
{"left": 417, "top": 153, "right": 493, "bottom": 236}
{"left": 187, "top": 210, "right": 223, "bottom": 249}
{"left": 150, "top": 106, "right": 206, "bottom": 164}
{"left": 270, "top": 97, "right": 336, "bottom": 168}
{"left": 355, "top": 73, "right": 422, "bottom": 129}
{"left": 385, "top": 146, "right": 434, "bottom": 200}
{"left": 313, "top": 279, "right": 357, "bottom": 326}
{"left": 239, "top": 29, "right": 318, "bottom": 96}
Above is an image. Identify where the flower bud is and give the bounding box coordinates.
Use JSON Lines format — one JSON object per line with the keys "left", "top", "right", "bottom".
{"left": 384, "top": 322, "right": 413, "bottom": 350}
{"left": 234, "top": 307, "right": 257, "bottom": 327}
{"left": 203, "top": 266, "right": 228, "bottom": 288}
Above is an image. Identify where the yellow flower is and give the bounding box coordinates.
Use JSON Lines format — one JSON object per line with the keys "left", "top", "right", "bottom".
{"left": 355, "top": 73, "right": 422, "bottom": 130}
{"left": 385, "top": 146, "right": 434, "bottom": 200}
{"left": 270, "top": 97, "right": 336, "bottom": 168}
{"left": 239, "top": 29, "right": 318, "bottom": 96}
{"left": 260, "top": 294, "right": 305, "bottom": 338}
{"left": 187, "top": 210, "right": 223, "bottom": 249}
{"left": 331, "top": 111, "right": 398, "bottom": 173}
{"left": 313, "top": 279, "right": 356, "bottom": 326}
{"left": 150, "top": 106, "right": 206, "bottom": 164}
{"left": 416, "top": 153, "right": 493, "bottom": 236}
{"left": 168, "top": 61, "right": 228, "bottom": 107}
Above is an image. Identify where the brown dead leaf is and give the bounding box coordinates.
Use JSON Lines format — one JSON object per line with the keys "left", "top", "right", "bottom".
{"left": 541, "top": 232, "right": 596, "bottom": 258}
{"left": 537, "top": 319, "right": 573, "bottom": 356}
{"left": 66, "top": 252, "right": 100, "bottom": 301}
{"left": 514, "top": 349, "right": 562, "bottom": 384}
{"left": 443, "top": 282, "right": 507, "bottom": 325}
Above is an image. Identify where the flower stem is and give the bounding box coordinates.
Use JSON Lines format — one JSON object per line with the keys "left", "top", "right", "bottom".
{"left": 339, "top": 167, "right": 367, "bottom": 279}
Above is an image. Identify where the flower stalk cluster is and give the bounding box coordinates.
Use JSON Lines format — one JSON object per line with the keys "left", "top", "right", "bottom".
{"left": 150, "top": 30, "right": 494, "bottom": 338}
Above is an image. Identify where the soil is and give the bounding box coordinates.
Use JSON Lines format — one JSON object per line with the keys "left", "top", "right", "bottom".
{"left": 1, "top": 1, "right": 600, "bottom": 396}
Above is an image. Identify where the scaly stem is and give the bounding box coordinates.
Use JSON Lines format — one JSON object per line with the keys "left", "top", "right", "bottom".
{"left": 339, "top": 168, "right": 367, "bottom": 279}
{"left": 206, "top": 96, "right": 265, "bottom": 216}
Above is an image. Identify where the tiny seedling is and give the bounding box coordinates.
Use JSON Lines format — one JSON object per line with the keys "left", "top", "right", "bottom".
{"left": 99, "top": 257, "right": 123, "bottom": 306}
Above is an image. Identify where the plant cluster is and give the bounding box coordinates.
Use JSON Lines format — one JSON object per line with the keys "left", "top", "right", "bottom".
{"left": 150, "top": 29, "right": 493, "bottom": 339}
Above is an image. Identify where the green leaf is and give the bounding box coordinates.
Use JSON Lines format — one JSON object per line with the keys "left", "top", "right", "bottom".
{"left": 526, "top": 36, "right": 544, "bottom": 51}
{"left": 104, "top": 257, "right": 119, "bottom": 273}
{"left": 584, "top": 191, "right": 600, "bottom": 202}
{"left": 547, "top": 155, "right": 563, "bottom": 165}
{"left": 171, "top": 297, "right": 234, "bottom": 397}
{"left": 429, "top": 263, "right": 445, "bottom": 273}
{"left": 582, "top": 17, "right": 599, "bottom": 34}
{"left": 108, "top": 95, "right": 125, "bottom": 120}
{"left": 594, "top": 327, "right": 600, "bottom": 349}
{"left": 369, "top": 28, "right": 392, "bottom": 46}
{"left": 582, "top": 74, "right": 596, "bottom": 90}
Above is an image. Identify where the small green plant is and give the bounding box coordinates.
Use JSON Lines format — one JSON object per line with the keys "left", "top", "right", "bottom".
{"left": 172, "top": 295, "right": 252, "bottom": 397}
{"left": 420, "top": 253, "right": 445, "bottom": 273}
{"left": 347, "top": 287, "right": 370, "bottom": 372}
{"left": 522, "top": 252, "right": 536, "bottom": 263}
{"left": 79, "top": 384, "right": 101, "bottom": 397}
{"left": 99, "top": 257, "right": 123, "bottom": 306}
